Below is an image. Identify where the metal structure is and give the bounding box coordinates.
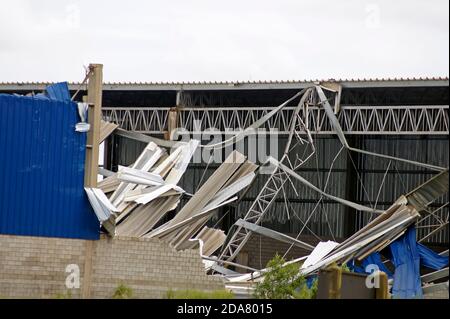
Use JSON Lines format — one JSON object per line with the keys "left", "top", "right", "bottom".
{"left": 102, "top": 105, "right": 449, "bottom": 135}
{"left": 217, "top": 86, "right": 449, "bottom": 264}
{"left": 101, "top": 91, "right": 448, "bottom": 251}
{"left": 2, "top": 78, "right": 448, "bottom": 258}
{"left": 220, "top": 165, "right": 292, "bottom": 261}
{"left": 0, "top": 90, "right": 99, "bottom": 240}
{"left": 219, "top": 88, "right": 319, "bottom": 263}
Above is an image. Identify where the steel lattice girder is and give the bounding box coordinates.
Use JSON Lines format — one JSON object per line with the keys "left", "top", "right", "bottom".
{"left": 219, "top": 166, "right": 289, "bottom": 262}
{"left": 102, "top": 105, "right": 449, "bottom": 135}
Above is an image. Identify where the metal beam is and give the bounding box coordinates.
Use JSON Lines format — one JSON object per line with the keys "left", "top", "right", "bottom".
{"left": 98, "top": 167, "right": 114, "bottom": 177}
{"left": 234, "top": 218, "right": 314, "bottom": 251}
{"left": 316, "top": 86, "right": 447, "bottom": 171}
{"left": 102, "top": 105, "right": 449, "bottom": 135}
{"left": 422, "top": 267, "right": 449, "bottom": 283}
{"left": 219, "top": 164, "right": 289, "bottom": 263}
{"left": 210, "top": 264, "right": 240, "bottom": 276}
{"left": 202, "top": 256, "right": 259, "bottom": 273}
{"left": 218, "top": 90, "right": 318, "bottom": 263}
{"left": 113, "top": 127, "right": 176, "bottom": 148}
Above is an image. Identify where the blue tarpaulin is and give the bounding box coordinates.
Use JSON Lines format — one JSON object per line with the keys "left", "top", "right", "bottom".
{"left": 306, "top": 275, "right": 317, "bottom": 289}
{"left": 417, "top": 242, "right": 449, "bottom": 270}
{"left": 389, "top": 226, "right": 448, "bottom": 298}
{"left": 349, "top": 226, "right": 448, "bottom": 299}
{"left": 347, "top": 252, "right": 393, "bottom": 278}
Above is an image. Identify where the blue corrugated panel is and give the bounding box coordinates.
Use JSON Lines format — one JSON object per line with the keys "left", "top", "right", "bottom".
{"left": 0, "top": 93, "right": 99, "bottom": 239}
{"left": 44, "top": 82, "right": 71, "bottom": 102}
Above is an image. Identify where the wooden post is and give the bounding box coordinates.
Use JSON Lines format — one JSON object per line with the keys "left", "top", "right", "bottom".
{"left": 84, "top": 64, "right": 103, "bottom": 187}
{"left": 166, "top": 107, "right": 178, "bottom": 140}
{"left": 328, "top": 265, "right": 342, "bottom": 299}
{"left": 164, "top": 90, "right": 182, "bottom": 140}
{"left": 320, "top": 82, "right": 342, "bottom": 114}
{"left": 81, "top": 240, "right": 94, "bottom": 298}
{"left": 375, "top": 271, "right": 389, "bottom": 299}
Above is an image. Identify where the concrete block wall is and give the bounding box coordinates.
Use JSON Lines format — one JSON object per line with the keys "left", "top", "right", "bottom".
{"left": 0, "top": 234, "right": 224, "bottom": 298}
{"left": 0, "top": 235, "right": 87, "bottom": 298}
{"left": 89, "top": 236, "right": 224, "bottom": 298}
{"left": 424, "top": 289, "right": 449, "bottom": 299}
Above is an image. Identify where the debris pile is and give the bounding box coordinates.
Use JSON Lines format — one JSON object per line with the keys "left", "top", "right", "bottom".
{"left": 86, "top": 84, "right": 448, "bottom": 299}
{"left": 86, "top": 135, "right": 257, "bottom": 254}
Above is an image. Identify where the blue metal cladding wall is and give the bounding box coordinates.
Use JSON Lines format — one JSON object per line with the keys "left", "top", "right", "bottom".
{"left": 0, "top": 94, "right": 100, "bottom": 239}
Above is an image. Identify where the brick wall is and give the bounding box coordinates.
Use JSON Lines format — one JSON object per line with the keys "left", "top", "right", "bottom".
{"left": 0, "top": 234, "right": 224, "bottom": 298}
{"left": 424, "top": 289, "right": 449, "bottom": 299}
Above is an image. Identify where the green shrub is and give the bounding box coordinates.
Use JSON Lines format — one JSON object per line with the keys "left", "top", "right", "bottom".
{"left": 54, "top": 291, "right": 72, "bottom": 299}
{"left": 254, "top": 254, "right": 316, "bottom": 299}
{"left": 112, "top": 283, "right": 133, "bottom": 299}
{"left": 293, "top": 277, "right": 318, "bottom": 299}
{"left": 165, "top": 289, "right": 234, "bottom": 299}
{"left": 341, "top": 263, "right": 352, "bottom": 273}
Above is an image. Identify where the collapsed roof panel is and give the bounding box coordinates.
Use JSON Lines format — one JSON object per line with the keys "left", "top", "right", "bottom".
{"left": 83, "top": 82, "right": 448, "bottom": 299}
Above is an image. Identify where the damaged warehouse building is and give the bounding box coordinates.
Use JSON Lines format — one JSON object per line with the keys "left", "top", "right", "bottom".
{"left": 0, "top": 66, "right": 448, "bottom": 299}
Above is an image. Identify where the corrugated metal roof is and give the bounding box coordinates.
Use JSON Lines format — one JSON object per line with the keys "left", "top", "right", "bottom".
{"left": 0, "top": 76, "right": 448, "bottom": 85}
{"left": 0, "top": 94, "right": 100, "bottom": 239}
{"left": 0, "top": 77, "right": 448, "bottom": 91}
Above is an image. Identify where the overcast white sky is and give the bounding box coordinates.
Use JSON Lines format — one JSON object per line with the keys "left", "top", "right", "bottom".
{"left": 0, "top": 0, "right": 448, "bottom": 82}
